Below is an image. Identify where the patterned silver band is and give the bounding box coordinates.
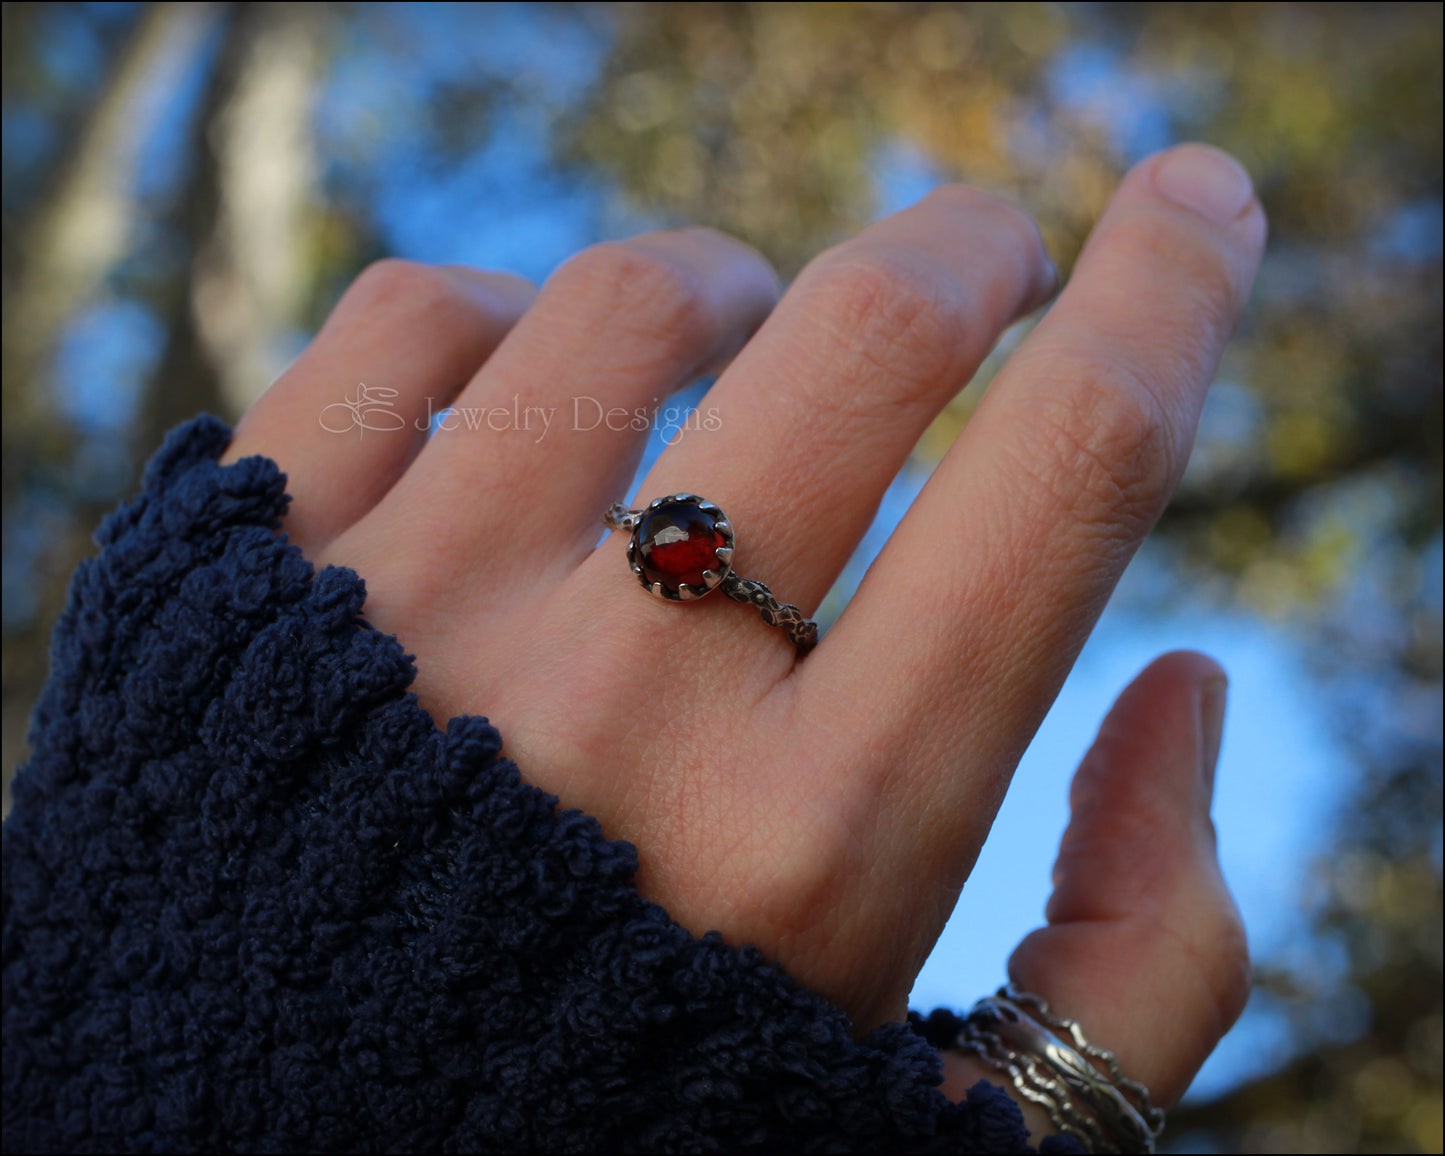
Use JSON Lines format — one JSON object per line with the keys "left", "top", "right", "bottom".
{"left": 604, "top": 495, "right": 819, "bottom": 656}
{"left": 952, "top": 985, "right": 1165, "bottom": 1154}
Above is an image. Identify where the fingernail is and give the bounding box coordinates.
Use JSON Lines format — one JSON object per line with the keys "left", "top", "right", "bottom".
{"left": 1199, "top": 676, "right": 1229, "bottom": 791}
{"left": 1153, "top": 144, "right": 1255, "bottom": 225}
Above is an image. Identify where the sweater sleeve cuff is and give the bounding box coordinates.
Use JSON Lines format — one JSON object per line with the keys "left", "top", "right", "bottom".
{"left": 4, "top": 416, "right": 1065, "bottom": 1154}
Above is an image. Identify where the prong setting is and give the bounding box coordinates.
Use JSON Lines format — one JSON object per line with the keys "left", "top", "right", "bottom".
{"left": 605, "top": 491, "right": 818, "bottom": 655}
{"left": 621, "top": 492, "right": 735, "bottom": 602}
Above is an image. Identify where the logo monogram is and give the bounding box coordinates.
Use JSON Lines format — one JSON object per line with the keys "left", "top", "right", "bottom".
{"left": 319, "top": 383, "right": 407, "bottom": 436}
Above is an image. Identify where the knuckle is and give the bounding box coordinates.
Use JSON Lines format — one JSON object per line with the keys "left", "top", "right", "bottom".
{"left": 934, "top": 184, "right": 1046, "bottom": 252}
{"left": 1022, "top": 353, "right": 1179, "bottom": 539}
{"left": 678, "top": 227, "right": 782, "bottom": 298}
{"left": 549, "top": 241, "right": 714, "bottom": 356}
{"left": 803, "top": 246, "right": 966, "bottom": 411}
{"left": 1205, "top": 901, "right": 1253, "bottom": 1030}
{"left": 340, "top": 258, "right": 471, "bottom": 325}
{"left": 919, "top": 185, "right": 1051, "bottom": 285}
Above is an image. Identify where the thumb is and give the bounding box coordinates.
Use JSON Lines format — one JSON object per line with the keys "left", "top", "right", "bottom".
{"left": 1006, "top": 650, "right": 1250, "bottom": 1111}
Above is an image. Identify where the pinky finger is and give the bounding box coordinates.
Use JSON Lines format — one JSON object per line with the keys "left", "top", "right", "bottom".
{"left": 222, "top": 259, "right": 536, "bottom": 557}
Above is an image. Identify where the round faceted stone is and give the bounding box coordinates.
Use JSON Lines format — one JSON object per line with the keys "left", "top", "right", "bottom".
{"left": 635, "top": 500, "right": 728, "bottom": 591}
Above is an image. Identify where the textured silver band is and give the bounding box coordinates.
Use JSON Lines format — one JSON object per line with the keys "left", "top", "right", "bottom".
{"left": 952, "top": 986, "right": 1165, "bottom": 1154}
{"left": 604, "top": 496, "right": 818, "bottom": 656}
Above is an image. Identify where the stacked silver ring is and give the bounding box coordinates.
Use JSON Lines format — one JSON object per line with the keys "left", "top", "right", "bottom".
{"left": 953, "top": 985, "right": 1165, "bottom": 1153}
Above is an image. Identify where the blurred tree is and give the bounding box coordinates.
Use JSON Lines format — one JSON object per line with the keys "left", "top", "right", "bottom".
{"left": 3, "top": 2, "right": 217, "bottom": 505}
{"left": 2, "top": 1, "right": 223, "bottom": 785}
{"left": 142, "top": 1, "right": 329, "bottom": 447}
{"left": 2, "top": 1, "right": 338, "bottom": 788}
{"left": 187, "top": 2, "right": 326, "bottom": 417}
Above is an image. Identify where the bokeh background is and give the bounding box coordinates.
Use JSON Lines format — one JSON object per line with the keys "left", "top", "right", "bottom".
{"left": 2, "top": 3, "right": 1440, "bottom": 1151}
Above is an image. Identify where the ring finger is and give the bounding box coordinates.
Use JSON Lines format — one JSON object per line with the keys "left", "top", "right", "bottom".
{"left": 349, "top": 228, "right": 781, "bottom": 594}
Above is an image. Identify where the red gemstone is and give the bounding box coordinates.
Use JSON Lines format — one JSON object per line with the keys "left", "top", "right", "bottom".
{"left": 635, "top": 501, "right": 727, "bottom": 591}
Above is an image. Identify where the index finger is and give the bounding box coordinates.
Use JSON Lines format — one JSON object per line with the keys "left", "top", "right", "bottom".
{"left": 806, "top": 144, "right": 1266, "bottom": 834}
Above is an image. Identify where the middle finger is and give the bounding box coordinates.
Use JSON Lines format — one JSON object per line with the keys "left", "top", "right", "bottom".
{"left": 622, "top": 185, "right": 1056, "bottom": 634}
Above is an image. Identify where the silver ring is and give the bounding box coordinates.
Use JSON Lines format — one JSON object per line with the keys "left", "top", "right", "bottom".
{"left": 952, "top": 986, "right": 1166, "bottom": 1154}
{"left": 603, "top": 493, "right": 818, "bottom": 656}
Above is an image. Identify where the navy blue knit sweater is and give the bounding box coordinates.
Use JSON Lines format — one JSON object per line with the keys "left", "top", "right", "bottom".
{"left": 2, "top": 417, "right": 1080, "bottom": 1153}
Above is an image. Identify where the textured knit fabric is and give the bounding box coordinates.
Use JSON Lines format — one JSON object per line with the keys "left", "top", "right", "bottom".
{"left": 3, "top": 417, "right": 1082, "bottom": 1153}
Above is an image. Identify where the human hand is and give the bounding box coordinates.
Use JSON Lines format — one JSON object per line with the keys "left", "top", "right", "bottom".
{"left": 222, "top": 141, "right": 1265, "bottom": 1112}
